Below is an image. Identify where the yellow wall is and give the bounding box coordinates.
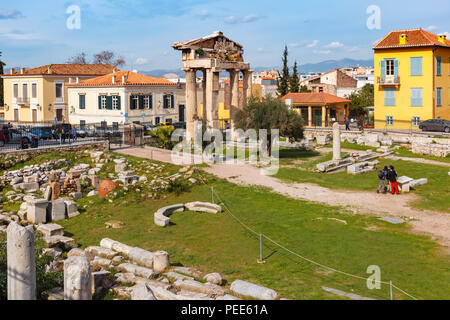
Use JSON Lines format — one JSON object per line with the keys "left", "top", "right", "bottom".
{"left": 434, "top": 47, "right": 450, "bottom": 120}
{"left": 374, "top": 48, "right": 435, "bottom": 129}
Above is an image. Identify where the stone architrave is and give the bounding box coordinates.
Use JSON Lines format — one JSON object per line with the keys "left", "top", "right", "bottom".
{"left": 332, "top": 122, "right": 342, "bottom": 161}
{"left": 26, "top": 199, "right": 48, "bottom": 224}
{"left": 7, "top": 222, "right": 36, "bottom": 300}
{"left": 153, "top": 251, "right": 170, "bottom": 274}
{"left": 64, "top": 256, "right": 92, "bottom": 300}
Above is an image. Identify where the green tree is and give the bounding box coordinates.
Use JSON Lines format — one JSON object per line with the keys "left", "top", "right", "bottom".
{"left": 148, "top": 125, "right": 175, "bottom": 149}
{"left": 0, "top": 52, "right": 5, "bottom": 106}
{"left": 277, "top": 46, "right": 290, "bottom": 97}
{"left": 289, "top": 61, "right": 300, "bottom": 93}
{"left": 346, "top": 84, "right": 374, "bottom": 117}
{"left": 300, "top": 85, "right": 311, "bottom": 93}
{"left": 233, "top": 96, "right": 304, "bottom": 154}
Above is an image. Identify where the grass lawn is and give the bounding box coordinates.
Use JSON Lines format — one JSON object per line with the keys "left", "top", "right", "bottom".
{"left": 55, "top": 153, "right": 450, "bottom": 300}
{"left": 276, "top": 149, "right": 450, "bottom": 213}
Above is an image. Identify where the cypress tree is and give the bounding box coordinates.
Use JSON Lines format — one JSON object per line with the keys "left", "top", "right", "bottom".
{"left": 289, "top": 61, "right": 300, "bottom": 93}
{"left": 0, "top": 52, "right": 5, "bottom": 106}
{"left": 277, "top": 46, "right": 290, "bottom": 97}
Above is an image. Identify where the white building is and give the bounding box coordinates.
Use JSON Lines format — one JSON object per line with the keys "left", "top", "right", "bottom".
{"left": 67, "top": 71, "right": 185, "bottom": 126}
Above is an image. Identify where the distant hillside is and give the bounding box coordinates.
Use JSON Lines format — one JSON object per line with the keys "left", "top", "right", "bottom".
{"left": 139, "top": 58, "right": 374, "bottom": 78}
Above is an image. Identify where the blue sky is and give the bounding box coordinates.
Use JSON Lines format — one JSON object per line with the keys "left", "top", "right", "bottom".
{"left": 1, "top": 0, "right": 450, "bottom": 71}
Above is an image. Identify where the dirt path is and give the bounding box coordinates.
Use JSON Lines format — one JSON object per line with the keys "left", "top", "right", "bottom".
{"left": 117, "top": 147, "right": 450, "bottom": 250}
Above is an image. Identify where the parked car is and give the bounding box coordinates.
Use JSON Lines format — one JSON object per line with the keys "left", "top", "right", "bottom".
{"left": 419, "top": 119, "right": 450, "bottom": 133}
{"left": 30, "top": 126, "right": 53, "bottom": 140}
{"left": 76, "top": 128, "right": 95, "bottom": 138}
{"left": 94, "top": 127, "right": 113, "bottom": 137}
{"left": 8, "top": 128, "right": 39, "bottom": 145}
{"left": 143, "top": 124, "right": 158, "bottom": 132}
{"left": 0, "top": 131, "right": 6, "bottom": 147}
{"left": 51, "top": 123, "right": 73, "bottom": 139}
{"left": 173, "top": 122, "right": 186, "bottom": 129}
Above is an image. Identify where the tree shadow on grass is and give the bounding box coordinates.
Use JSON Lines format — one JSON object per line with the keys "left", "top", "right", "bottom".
{"left": 279, "top": 149, "right": 320, "bottom": 160}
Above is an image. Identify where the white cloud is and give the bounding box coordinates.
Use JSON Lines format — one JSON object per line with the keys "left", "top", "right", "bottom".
{"left": 324, "top": 41, "right": 344, "bottom": 49}
{"left": 313, "top": 50, "right": 331, "bottom": 55}
{"left": 224, "top": 16, "right": 239, "bottom": 24}
{"left": 242, "top": 14, "right": 259, "bottom": 23}
{"left": 307, "top": 40, "right": 319, "bottom": 48}
{"left": 426, "top": 25, "right": 438, "bottom": 31}
{"left": 135, "top": 57, "right": 148, "bottom": 65}
{"left": 196, "top": 10, "right": 210, "bottom": 19}
{"left": 0, "top": 9, "right": 23, "bottom": 20}
{"left": 257, "top": 48, "right": 264, "bottom": 52}
{"left": 225, "top": 14, "right": 261, "bottom": 24}
{"left": 0, "top": 31, "right": 37, "bottom": 40}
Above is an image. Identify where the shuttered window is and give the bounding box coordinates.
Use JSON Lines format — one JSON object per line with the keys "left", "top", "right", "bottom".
{"left": 99, "top": 95, "right": 107, "bottom": 109}
{"left": 79, "top": 95, "right": 86, "bottom": 109}
{"left": 384, "top": 88, "right": 396, "bottom": 106}
{"left": 163, "top": 94, "right": 174, "bottom": 108}
{"left": 436, "top": 56, "right": 442, "bottom": 76}
{"left": 410, "top": 88, "right": 423, "bottom": 106}
{"left": 410, "top": 57, "right": 422, "bottom": 76}
{"left": 436, "top": 88, "right": 442, "bottom": 106}
{"left": 112, "top": 95, "right": 121, "bottom": 110}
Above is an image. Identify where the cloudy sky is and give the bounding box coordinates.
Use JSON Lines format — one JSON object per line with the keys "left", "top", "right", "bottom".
{"left": 1, "top": 0, "right": 450, "bottom": 71}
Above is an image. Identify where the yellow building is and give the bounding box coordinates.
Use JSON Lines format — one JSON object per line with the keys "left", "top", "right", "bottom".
{"left": 374, "top": 29, "right": 450, "bottom": 129}
{"left": 1, "top": 64, "right": 116, "bottom": 123}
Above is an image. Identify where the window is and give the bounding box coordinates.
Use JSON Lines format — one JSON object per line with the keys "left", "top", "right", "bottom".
{"left": 112, "top": 95, "right": 121, "bottom": 110}
{"left": 437, "top": 88, "right": 442, "bottom": 106}
{"left": 31, "top": 83, "right": 37, "bottom": 98}
{"left": 412, "top": 116, "right": 421, "bottom": 127}
{"left": 165, "top": 118, "right": 172, "bottom": 124}
{"left": 410, "top": 88, "right": 423, "bottom": 106}
{"left": 384, "top": 88, "right": 396, "bottom": 106}
{"left": 22, "top": 83, "right": 28, "bottom": 100}
{"left": 155, "top": 117, "right": 161, "bottom": 125}
{"left": 143, "top": 95, "right": 152, "bottom": 109}
{"left": 385, "top": 116, "right": 394, "bottom": 126}
{"left": 99, "top": 95, "right": 107, "bottom": 109}
{"left": 80, "top": 120, "right": 86, "bottom": 129}
{"left": 436, "top": 56, "right": 442, "bottom": 76}
{"left": 163, "top": 94, "right": 174, "bottom": 108}
{"left": 79, "top": 95, "right": 86, "bottom": 109}
{"left": 13, "top": 83, "right": 18, "bottom": 98}
{"left": 386, "top": 59, "right": 395, "bottom": 76}
{"left": 55, "top": 83, "right": 63, "bottom": 98}
{"left": 410, "top": 57, "right": 422, "bottom": 76}
{"left": 130, "top": 95, "right": 139, "bottom": 110}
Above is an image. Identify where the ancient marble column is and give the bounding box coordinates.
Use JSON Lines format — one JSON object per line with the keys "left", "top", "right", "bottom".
{"left": 64, "top": 256, "right": 92, "bottom": 300}
{"left": 185, "top": 69, "right": 198, "bottom": 143}
{"left": 229, "top": 69, "right": 240, "bottom": 133}
{"left": 153, "top": 251, "right": 170, "bottom": 274}
{"left": 308, "top": 106, "right": 312, "bottom": 127}
{"left": 242, "top": 70, "right": 253, "bottom": 106}
{"left": 7, "top": 222, "right": 36, "bottom": 300}
{"left": 332, "top": 122, "right": 342, "bottom": 161}
{"left": 205, "top": 69, "right": 220, "bottom": 129}
{"left": 321, "top": 106, "right": 326, "bottom": 128}
{"left": 201, "top": 69, "right": 207, "bottom": 122}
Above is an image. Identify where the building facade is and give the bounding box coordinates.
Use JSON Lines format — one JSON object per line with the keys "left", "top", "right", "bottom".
{"left": 282, "top": 92, "right": 351, "bottom": 128}
{"left": 374, "top": 29, "right": 450, "bottom": 129}
{"left": 1, "top": 64, "right": 116, "bottom": 123}
{"left": 67, "top": 71, "right": 184, "bottom": 125}
{"left": 299, "top": 69, "right": 359, "bottom": 98}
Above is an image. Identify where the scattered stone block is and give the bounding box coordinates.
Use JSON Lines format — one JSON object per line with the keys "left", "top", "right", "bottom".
{"left": 85, "top": 246, "right": 119, "bottom": 259}
{"left": 91, "top": 257, "right": 112, "bottom": 268}
{"left": 153, "top": 251, "right": 170, "bottom": 274}
{"left": 87, "top": 190, "right": 98, "bottom": 197}
{"left": 117, "top": 263, "right": 157, "bottom": 279}
{"left": 68, "top": 248, "right": 94, "bottom": 261}
{"left": 115, "top": 273, "right": 136, "bottom": 284}
{"left": 26, "top": 199, "right": 48, "bottom": 224}
{"left": 48, "top": 199, "right": 66, "bottom": 222}
{"left": 204, "top": 273, "right": 222, "bottom": 285}
{"left": 37, "top": 223, "right": 64, "bottom": 237}
{"left": 64, "top": 200, "right": 79, "bottom": 219}
{"left": 185, "top": 202, "right": 222, "bottom": 214}
{"left": 70, "top": 192, "right": 83, "bottom": 200}
{"left": 378, "top": 217, "right": 405, "bottom": 224}
{"left": 409, "top": 178, "right": 428, "bottom": 188}
{"left": 128, "top": 247, "right": 154, "bottom": 268}
{"left": 230, "top": 280, "right": 279, "bottom": 300}
{"left": 44, "top": 235, "right": 77, "bottom": 249}
{"left": 99, "top": 238, "right": 133, "bottom": 256}
{"left": 131, "top": 283, "right": 157, "bottom": 300}
{"left": 44, "top": 186, "right": 52, "bottom": 201}
{"left": 64, "top": 256, "right": 92, "bottom": 300}
{"left": 164, "top": 271, "right": 194, "bottom": 282}
{"left": 154, "top": 204, "right": 185, "bottom": 227}
{"left": 174, "top": 279, "right": 225, "bottom": 297}
{"left": 91, "top": 271, "right": 111, "bottom": 295}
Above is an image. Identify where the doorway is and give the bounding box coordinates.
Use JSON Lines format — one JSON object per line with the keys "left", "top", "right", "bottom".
{"left": 14, "top": 109, "right": 19, "bottom": 121}
{"left": 179, "top": 105, "right": 185, "bottom": 122}
{"left": 32, "top": 109, "right": 37, "bottom": 122}
{"left": 314, "top": 109, "right": 322, "bottom": 127}
{"left": 56, "top": 109, "right": 63, "bottom": 122}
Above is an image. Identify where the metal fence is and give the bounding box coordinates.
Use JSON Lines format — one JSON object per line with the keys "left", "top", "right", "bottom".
{"left": 0, "top": 121, "right": 145, "bottom": 153}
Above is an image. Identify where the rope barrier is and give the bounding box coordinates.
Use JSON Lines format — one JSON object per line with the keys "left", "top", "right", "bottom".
{"left": 192, "top": 159, "right": 419, "bottom": 300}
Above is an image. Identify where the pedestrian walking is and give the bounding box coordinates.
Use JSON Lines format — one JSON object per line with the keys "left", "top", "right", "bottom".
{"left": 345, "top": 118, "right": 350, "bottom": 131}
{"left": 72, "top": 127, "right": 77, "bottom": 142}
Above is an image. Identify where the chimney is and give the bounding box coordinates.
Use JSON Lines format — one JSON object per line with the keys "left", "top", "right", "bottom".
{"left": 112, "top": 75, "right": 116, "bottom": 84}
{"left": 47, "top": 65, "right": 52, "bottom": 74}
{"left": 20, "top": 68, "right": 25, "bottom": 74}
{"left": 399, "top": 33, "right": 407, "bottom": 45}
{"left": 10, "top": 68, "right": 14, "bottom": 75}
{"left": 122, "top": 75, "right": 126, "bottom": 84}
{"left": 438, "top": 34, "right": 447, "bottom": 44}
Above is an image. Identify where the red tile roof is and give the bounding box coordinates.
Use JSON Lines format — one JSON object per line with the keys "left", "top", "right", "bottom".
{"left": 281, "top": 92, "right": 351, "bottom": 105}
{"left": 1, "top": 64, "right": 117, "bottom": 76}
{"left": 374, "top": 28, "right": 450, "bottom": 49}
{"left": 67, "top": 70, "right": 177, "bottom": 87}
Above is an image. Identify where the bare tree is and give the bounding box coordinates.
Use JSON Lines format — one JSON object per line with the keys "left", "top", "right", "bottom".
{"left": 66, "top": 52, "right": 89, "bottom": 64}
{"left": 92, "top": 51, "right": 125, "bottom": 68}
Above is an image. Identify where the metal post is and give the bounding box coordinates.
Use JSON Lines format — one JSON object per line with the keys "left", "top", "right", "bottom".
{"left": 260, "top": 233, "right": 263, "bottom": 262}
{"left": 390, "top": 280, "right": 393, "bottom": 300}
{"left": 151, "top": 150, "right": 153, "bottom": 160}
{"left": 211, "top": 187, "right": 214, "bottom": 203}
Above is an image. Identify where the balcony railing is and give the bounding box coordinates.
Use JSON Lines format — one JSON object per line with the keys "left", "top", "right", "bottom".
{"left": 16, "top": 97, "right": 30, "bottom": 105}
{"left": 377, "top": 75, "right": 400, "bottom": 86}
